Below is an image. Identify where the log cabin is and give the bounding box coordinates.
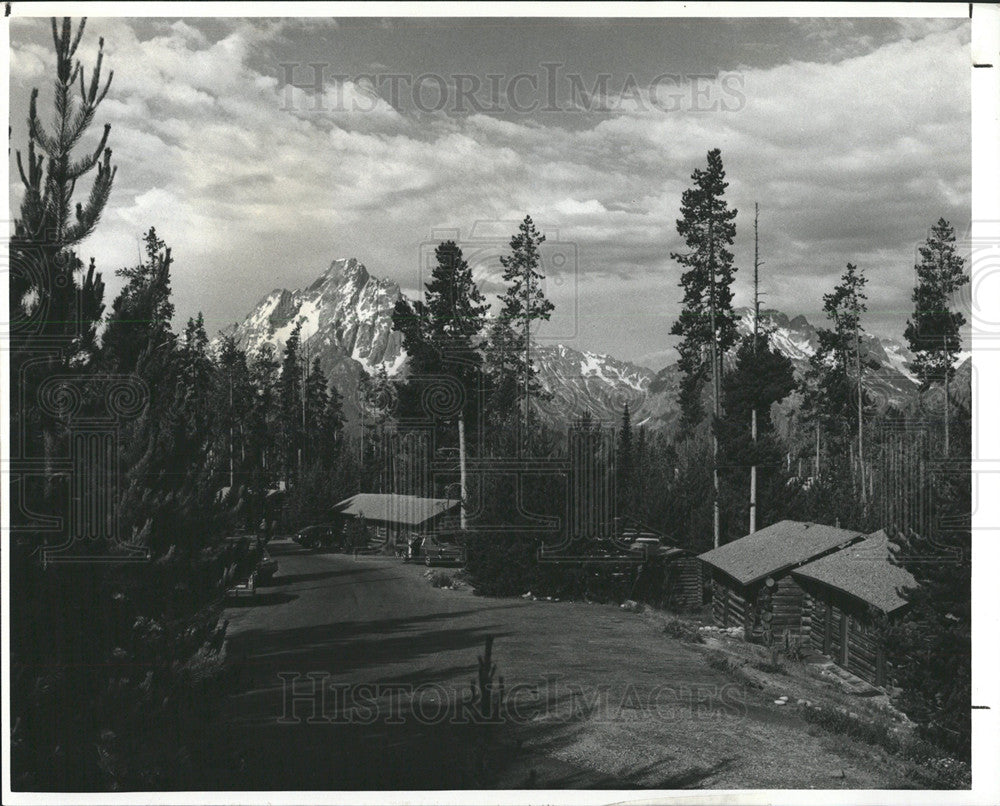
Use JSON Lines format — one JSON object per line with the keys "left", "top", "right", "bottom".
{"left": 619, "top": 517, "right": 703, "bottom": 610}
{"left": 791, "top": 530, "right": 917, "bottom": 687}
{"left": 331, "top": 493, "right": 460, "bottom": 552}
{"left": 698, "top": 520, "right": 866, "bottom": 640}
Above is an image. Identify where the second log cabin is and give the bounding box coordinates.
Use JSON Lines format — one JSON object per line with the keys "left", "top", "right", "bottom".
{"left": 698, "top": 520, "right": 866, "bottom": 640}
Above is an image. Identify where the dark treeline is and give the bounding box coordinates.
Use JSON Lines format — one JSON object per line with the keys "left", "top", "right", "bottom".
{"left": 8, "top": 19, "right": 362, "bottom": 789}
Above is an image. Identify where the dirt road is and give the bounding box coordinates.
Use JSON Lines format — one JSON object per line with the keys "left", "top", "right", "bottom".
{"left": 208, "top": 538, "right": 910, "bottom": 789}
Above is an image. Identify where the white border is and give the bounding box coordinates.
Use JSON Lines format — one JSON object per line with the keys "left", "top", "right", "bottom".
{"left": 2, "top": 2, "right": 996, "bottom": 805}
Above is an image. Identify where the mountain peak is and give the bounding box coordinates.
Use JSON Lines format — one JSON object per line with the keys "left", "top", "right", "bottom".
{"left": 310, "top": 257, "right": 370, "bottom": 291}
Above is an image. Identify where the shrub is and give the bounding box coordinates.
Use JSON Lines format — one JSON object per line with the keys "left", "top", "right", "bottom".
{"left": 430, "top": 571, "right": 453, "bottom": 588}
{"left": 464, "top": 533, "right": 540, "bottom": 597}
{"left": 802, "top": 704, "right": 902, "bottom": 755}
{"left": 663, "top": 616, "right": 704, "bottom": 644}
{"left": 705, "top": 649, "right": 736, "bottom": 673}
{"left": 464, "top": 533, "right": 693, "bottom": 610}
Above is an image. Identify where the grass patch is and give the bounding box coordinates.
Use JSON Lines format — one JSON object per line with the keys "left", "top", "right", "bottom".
{"left": 802, "top": 703, "right": 970, "bottom": 788}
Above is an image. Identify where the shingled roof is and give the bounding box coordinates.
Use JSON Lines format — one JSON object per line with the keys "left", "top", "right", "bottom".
{"left": 791, "top": 530, "right": 917, "bottom": 613}
{"left": 332, "top": 493, "right": 459, "bottom": 527}
{"left": 698, "top": 520, "right": 865, "bottom": 586}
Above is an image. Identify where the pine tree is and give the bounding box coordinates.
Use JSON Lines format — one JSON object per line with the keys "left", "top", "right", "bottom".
{"left": 358, "top": 365, "right": 397, "bottom": 490}
{"left": 617, "top": 403, "right": 633, "bottom": 516}
{"left": 391, "top": 240, "right": 489, "bottom": 526}
{"left": 392, "top": 240, "right": 489, "bottom": 424}
{"left": 886, "top": 408, "right": 971, "bottom": 760}
{"left": 669, "top": 148, "right": 739, "bottom": 427}
{"left": 11, "top": 17, "right": 115, "bottom": 506}
{"left": 721, "top": 332, "right": 795, "bottom": 534}
{"left": 669, "top": 148, "right": 738, "bottom": 547}
{"left": 248, "top": 345, "right": 280, "bottom": 521}
{"left": 103, "top": 231, "right": 223, "bottom": 555}
{"left": 102, "top": 228, "right": 174, "bottom": 372}
{"left": 485, "top": 216, "right": 555, "bottom": 441}
{"left": 321, "top": 377, "right": 346, "bottom": 462}
{"left": 279, "top": 323, "right": 303, "bottom": 484}
{"left": 303, "top": 357, "right": 329, "bottom": 465}
{"left": 213, "top": 334, "right": 253, "bottom": 496}
{"left": 903, "top": 219, "right": 969, "bottom": 455}
{"left": 178, "top": 313, "right": 213, "bottom": 442}
{"left": 804, "top": 263, "right": 869, "bottom": 495}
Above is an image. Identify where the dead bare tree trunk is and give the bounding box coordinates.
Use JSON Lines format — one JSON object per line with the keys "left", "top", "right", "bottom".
{"left": 855, "top": 326, "right": 865, "bottom": 502}
{"left": 709, "top": 220, "right": 721, "bottom": 548}
{"left": 750, "top": 202, "right": 761, "bottom": 534}
{"left": 943, "top": 335, "right": 951, "bottom": 457}
{"left": 458, "top": 412, "right": 468, "bottom": 530}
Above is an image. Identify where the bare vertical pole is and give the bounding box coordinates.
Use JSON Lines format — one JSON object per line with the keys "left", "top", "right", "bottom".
{"left": 750, "top": 409, "right": 757, "bottom": 534}
{"left": 300, "top": 340, "right": 307, "bottom": 479}
{"left": 523, "top": 248, "right": 531, "bottom": 456}
{"left": 229, "top": 372, "right": 235, "bottom": 489}
{"left": 360, "top": 388, "right": 365, "bottom": 493}
{"left": 458, "top": 412, "right": 468, "bottom": 530}
{"left": 815, "top": 422, "right": 820, "bottom": 477}
{"left": 855, "top": 319, "right": 865, "bottom": 501}
{"left": 943, "top": 335, "right": 951, "bottom": 456}
{"left": 750, "top": 202, "right": 760, "bottom": 534}
{"left": 708, "top": 219, "right": 720, "bottom": 549}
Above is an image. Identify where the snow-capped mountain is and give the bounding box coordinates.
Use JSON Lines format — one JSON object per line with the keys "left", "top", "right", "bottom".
{"left": 217, "top": 255, "right": 676, "bottom": 429}
{"left": 731, "top": 307, "right": 919, "bottom": 409}
{"left": 219, "top": 257, "right": 933, "bottom": 432}
{"left": 532, "top": 344, "right": 676, "bottom": 428}
{"left": 217, "top": 258, "right": 406, "bottom": 422}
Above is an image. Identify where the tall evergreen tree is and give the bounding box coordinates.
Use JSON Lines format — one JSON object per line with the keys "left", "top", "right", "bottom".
{"left": 102, "top": 231, "right": 222, "bottom": 555}
{"left": 617, "top": 402, "right": 633, "bottom": 516}
{"left": 903, "top": 219, "right": 969, "bottom": 455}
{"left": 392, "top": 240, "right": 489, "bottom": 525}
{"left": 392, "top": 240, "right": 489, "bottom": 427}
{"left": 247, "top": 344, "right": 280, "bottom": 520}
{"left": 321, "top": 376, "right": 346, "bottom": 462}
{"left": 721, "top": 331, "right": 795, "bottom": 534}
{"left": 278, "top": 323, "right": 303, "bottom": 484}
{"left": 887, "top": 407, "right": 971, "bottom": 761}
{"left": 302, "top": 356, "right": 332, "bottom": 467}
{"left": 11, "top": 16, "right": 115, "bottom": 506}
{"left": 213, "top": 334, "right": 254, "bottom": 496}
{"left": 804, "top": 263, "right": 869, "bottom": 494}
{"left": 102, "top": 228, "right": 174, "bottom": 372}
{"left": 178, "top": 313, "right": 213, "bottom": 442}
{"left": 669, "top": 148, "right": 738, "bottom": 547}
{"left": 485, "top": 216, "right": 555, "bottom": 439}
{"left": 669, "top": 148, "right": 739, "bottom": 427}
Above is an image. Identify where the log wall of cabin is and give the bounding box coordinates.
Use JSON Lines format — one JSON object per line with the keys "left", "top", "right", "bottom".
{"left": 802, "top": 582, "right": 887, "bottom": 687}
{"left": 767, "top": 574, "right": 807, "bottom": 636}
{"left": 711, "top": 574, "right": 753, "bottom": 631}
{"left": 671, "top": 556, "right": 703, "bottom": 611}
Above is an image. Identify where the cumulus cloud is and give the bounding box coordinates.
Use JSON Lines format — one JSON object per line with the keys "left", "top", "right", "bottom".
{"left": 8, "top": 16, "right": 970, "bottom": 365}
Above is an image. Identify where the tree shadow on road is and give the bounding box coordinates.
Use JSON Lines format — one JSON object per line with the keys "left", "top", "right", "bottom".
{"left": 225, "top": 592, "right": 298, "bottom": 608}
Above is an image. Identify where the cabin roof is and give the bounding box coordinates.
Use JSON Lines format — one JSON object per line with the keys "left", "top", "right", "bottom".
{"left": 332, "top": 493, "right": 459, "bottom": 526}
{"left": 698, "top": 520, "right": 865, "bottom": 586}
{"left": 791, "top": 530, "right": 917, "bottom": 613}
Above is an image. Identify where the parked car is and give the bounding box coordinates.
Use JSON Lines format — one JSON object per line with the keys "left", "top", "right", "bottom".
{"left": 293, "top": 524, "right": 340, "bottom": 550}
{"left": 423, "top": 533, "right": 465, "bottom": 566}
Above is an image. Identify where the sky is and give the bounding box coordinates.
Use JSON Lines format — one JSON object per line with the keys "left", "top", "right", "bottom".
{"left": 8, "top": 14, "right": 971, "bottom": 369}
